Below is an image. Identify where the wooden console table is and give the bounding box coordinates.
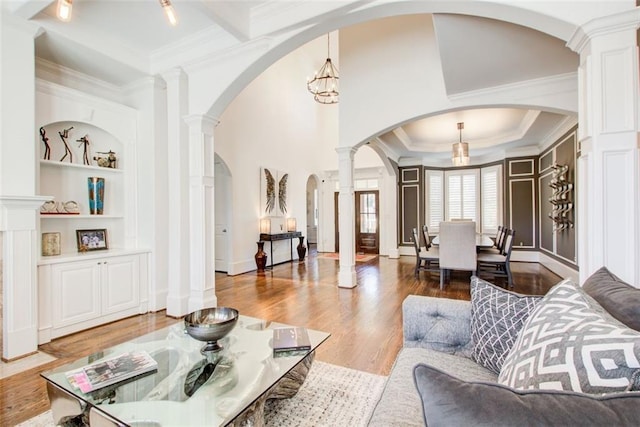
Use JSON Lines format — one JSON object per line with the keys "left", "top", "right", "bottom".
{"left": 259, "top": 231, "right": 302, "bottom": 268}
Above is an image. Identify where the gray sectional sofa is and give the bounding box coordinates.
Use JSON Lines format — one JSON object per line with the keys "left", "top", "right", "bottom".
{"left": 368, "top": 268, "right": 640, "bottom": 426}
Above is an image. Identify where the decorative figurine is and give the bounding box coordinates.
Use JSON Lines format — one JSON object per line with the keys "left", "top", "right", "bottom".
{"left": 39, "top": 127, "right": 51, "bottom": 160}
{"left": 94, "top": 150, "right": 117, "bottom": 168}
{"left": 58, "top": 126, "right": 74, "bottom": 163}
{"left": 77, "top": 134, "right": 91, "bottom": 165}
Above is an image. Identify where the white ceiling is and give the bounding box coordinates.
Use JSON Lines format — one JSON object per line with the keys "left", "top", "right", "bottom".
{"left": 6, "top": 0, "right": 580, "bottom": 162}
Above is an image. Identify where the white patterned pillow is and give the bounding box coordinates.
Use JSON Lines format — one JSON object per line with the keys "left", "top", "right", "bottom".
{"left": 470, "top": 277, "right": 542, "bottom": 374}
{"left": 499, "top": 279, "right": 640, "bottom": 394}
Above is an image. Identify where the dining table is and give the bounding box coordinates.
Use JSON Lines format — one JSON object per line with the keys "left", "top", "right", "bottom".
{"left": 431, "top": 234, "right": 495, "bottom": 249}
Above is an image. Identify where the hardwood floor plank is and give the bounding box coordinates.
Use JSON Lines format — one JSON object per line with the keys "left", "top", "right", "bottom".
{"left": 0, "top": 249, "right": 561, "bottom": 425}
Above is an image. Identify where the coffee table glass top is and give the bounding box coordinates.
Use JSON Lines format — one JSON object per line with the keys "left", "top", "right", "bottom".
{"left": 42, "top": 315, "right": 330, "bottom": 426}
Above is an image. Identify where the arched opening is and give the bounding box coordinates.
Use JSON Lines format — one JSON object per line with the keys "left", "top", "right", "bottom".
{"left": 214, "top": 154, "right": 232, "bottom": 273}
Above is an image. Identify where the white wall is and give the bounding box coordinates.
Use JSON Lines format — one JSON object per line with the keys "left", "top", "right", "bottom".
{"left": 214, "top": 36, "right": 340, "bottom": 275}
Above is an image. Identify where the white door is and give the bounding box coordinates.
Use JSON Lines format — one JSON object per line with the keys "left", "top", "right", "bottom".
{"left": 215, "top": 157, "right": 231, "bottom": 272}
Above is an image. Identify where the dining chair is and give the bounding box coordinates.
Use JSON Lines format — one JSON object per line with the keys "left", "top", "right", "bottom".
{"left": 438, "top": 221, "right": 477, "bottom": 290}
{"left": 477, "top": 229, "right": 515, "bottom": 288}
{"left": 480, "top": 225, "right": 506, "bottom": 254}
{"left": 411, "top": 228, "right": 439, "bottom": 278}
{"left": 421, "top": 224, "right": 433, "bottom": 249}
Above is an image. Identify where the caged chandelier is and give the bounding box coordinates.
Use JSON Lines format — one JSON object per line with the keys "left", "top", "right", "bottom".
{"left": 56, "top": 0, "right": 178, "bottom": 26}
{"left": 452, "top": 122, "right": 470, "bottom": 166}
{"left": 307, "top": 34, "right": 339, "bottom": 104}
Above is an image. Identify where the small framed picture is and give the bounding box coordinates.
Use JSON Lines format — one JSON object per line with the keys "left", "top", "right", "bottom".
{"left": 76, "top": 229, "right": 108, "bottom": 252}
{"left": 42, "top": 232, "right": 61, "bottom": 256}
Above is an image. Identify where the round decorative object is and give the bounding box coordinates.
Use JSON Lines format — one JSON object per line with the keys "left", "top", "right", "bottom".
{"left": 184, "top": 307, "right": 239, "bottom": 354}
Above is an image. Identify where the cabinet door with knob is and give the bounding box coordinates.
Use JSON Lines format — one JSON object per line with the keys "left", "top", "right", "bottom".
{"left": 51, "top": 259, "right": 101, "bottom": 330}
{"left": 101, "top": 255, "right": 140, "bottom": 315}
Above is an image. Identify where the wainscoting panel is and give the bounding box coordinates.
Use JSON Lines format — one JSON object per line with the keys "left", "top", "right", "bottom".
{"left": 509, "top": 179, "right": 535, "bottom": 248}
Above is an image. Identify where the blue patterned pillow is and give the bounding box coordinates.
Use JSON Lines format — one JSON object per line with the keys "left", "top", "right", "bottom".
{"left": 499, "top": 279, "right": 640, "bottom": 394}
{"left": 470, "top": 277, "right": 542, "bottom": 374}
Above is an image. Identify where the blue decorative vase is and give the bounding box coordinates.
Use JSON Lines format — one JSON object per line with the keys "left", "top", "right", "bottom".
{"left": 88, "top": 177, "right": 105, "bottom": 215}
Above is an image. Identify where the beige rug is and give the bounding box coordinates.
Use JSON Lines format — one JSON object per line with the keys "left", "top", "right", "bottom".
{"left": 18, "top": 361, "right": 386, "bottom": 427}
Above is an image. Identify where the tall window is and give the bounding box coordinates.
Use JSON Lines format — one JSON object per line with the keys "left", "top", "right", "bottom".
{"left": 445, "top": 169, "right": 480, "bottom": 225}
{"left": 481, "top": 165, "right": 502, "bottom": 235}
{"left": 425, "top": 166, "right": 502, "bottom": 234}
{"left": 425, "top": 170, "right": 443, "bottom": 232}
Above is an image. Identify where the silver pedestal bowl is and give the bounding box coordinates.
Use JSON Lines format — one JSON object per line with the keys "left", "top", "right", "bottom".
{"left": 184, "top": 307, "right": 239, "bottom": 355}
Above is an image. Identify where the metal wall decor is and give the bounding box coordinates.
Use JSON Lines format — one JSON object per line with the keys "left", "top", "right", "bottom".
{"left": 548, "top": 163, "right": 573, "bottom": 231}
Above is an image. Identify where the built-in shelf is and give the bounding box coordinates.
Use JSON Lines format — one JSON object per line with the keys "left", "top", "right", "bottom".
{"left": 40, "top": 159, "right": 122, "bottom": 173}
{"left": 38, "top": 248, "right": 150, "bottom": 265}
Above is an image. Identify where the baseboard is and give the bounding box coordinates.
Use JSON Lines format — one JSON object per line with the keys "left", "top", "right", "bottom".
{"left": 510, "top": 250, "right": 539, "bottom": 262}
{"left": 538, "top": 252, "right": 579, "bottom": 282}
{"left": 399, "top": 246, "right": 413, "bottom": 256}
{"left": 228, "top": 258, "right": 258, "bottom": 276}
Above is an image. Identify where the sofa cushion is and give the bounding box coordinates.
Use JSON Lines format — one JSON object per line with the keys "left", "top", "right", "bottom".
{"left": 499, "top": 279, "right": 640, "bottom": 394}
{"left": 414, "top": 363, "right": 640, "bottom": 427}
{"left": 470, "top": 276, "right": 542, "bottom": 374}
{"left": 367, "top": 347, "right": 496, "bottom": 427}
{"left": 583, "top": 266, "right": 640, "bottom": 332}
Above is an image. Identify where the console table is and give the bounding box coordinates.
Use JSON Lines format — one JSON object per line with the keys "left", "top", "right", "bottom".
{"left": 259, "top": 231, "right": 302, "bottom": 268}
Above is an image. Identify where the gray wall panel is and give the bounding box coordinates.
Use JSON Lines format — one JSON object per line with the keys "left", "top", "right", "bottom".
{"left": 510, "top": 179, "right": 535, "bottom": 247}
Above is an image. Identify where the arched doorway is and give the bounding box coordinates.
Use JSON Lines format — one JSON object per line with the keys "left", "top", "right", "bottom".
{"left": 214, "top": 154, "right": 232, "bottom": 273}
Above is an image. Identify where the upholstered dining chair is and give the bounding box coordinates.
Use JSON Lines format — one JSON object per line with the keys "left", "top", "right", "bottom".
{"left": 411, "top": 228, "right": 439, "bottom": 278}
{"left": 477, "top": 229, "right": 516, "bottom": 288}
{"left": 438, "top": 221, "right": 477, "bottom": 290}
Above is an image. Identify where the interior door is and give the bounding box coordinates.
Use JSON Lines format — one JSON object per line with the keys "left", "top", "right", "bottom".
{"left": 356, "top": 191, "right": 379, "bottom": 254}
{"left": 215, "top": 159, "right": 230, "bottom": 272}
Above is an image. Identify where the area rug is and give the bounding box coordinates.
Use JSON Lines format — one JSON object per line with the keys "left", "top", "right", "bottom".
{"left": 18, "top": 361, "right": 386, "bottom": 427}
{"left": 317, "top": 252, "right": 378, "bottom": 263}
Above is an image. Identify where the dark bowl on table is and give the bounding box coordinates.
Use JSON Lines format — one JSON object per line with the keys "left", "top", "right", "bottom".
{"left": 184, "top": 307, "right": 239, "bottom": 352}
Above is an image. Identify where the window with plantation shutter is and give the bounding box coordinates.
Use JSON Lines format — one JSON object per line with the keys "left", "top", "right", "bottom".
{"left": 425, "top": 170, "right": 444, "bottom": 232}
{"left": 445, "top": 169, "right": 480, "bottom": 229}
{"left": 481, "top": 165, "right": 503, "bottom": 235}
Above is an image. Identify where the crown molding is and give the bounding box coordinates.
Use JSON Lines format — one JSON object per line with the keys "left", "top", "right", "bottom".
{"left": 35, "top": 57, "right": 124, "bottom": 101}
{"left": 567, "top": 7, "right": 640, "bottom": 53}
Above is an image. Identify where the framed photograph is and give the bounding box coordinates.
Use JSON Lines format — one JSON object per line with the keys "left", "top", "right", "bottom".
{"left": 42, "top": 232, "right": 61, "bottom": 256}
{"left": 76, "top": 229, "right": 108, "bottom": 252}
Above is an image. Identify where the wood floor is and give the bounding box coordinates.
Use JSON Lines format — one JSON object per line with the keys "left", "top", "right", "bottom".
{"left": 0, "top": 248, "right": 562, "bottom": 425}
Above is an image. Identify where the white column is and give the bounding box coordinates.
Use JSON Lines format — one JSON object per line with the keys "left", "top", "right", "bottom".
{"left": 162, "top": 68, "right": 190, "bottom": 316}
{"left": 184, "top": 114, "right": 219, "bottom": 312}
{"left": 568, "top": 9, "right": 640, "bottom": 285}
{"left": 336, "top": 146, "right": 357, "bottom": 288}
{"left": 386, "top": 170, "right": 400, "bottom": 258}
{"left": 0, "top": 197, "right": 50, "bottom": 360}
{"left": 0, "top": 15, "right": 49, "bottom": 359}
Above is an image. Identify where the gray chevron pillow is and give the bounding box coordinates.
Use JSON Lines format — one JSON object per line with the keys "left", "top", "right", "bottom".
{"left": 470, "top": 277, "right": 542, "bottom": 374}
{"left": 499, "top": 279, "right": 640, "bottom": 394}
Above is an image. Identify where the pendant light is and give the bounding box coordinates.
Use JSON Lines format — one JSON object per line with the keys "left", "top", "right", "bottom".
{"left": 452, "top": 122, "right": 470, "bottom": 166}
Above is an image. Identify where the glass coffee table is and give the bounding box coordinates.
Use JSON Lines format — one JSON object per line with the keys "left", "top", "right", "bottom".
{"left": 42, "top": 315, "right": 330, "bottom": 426}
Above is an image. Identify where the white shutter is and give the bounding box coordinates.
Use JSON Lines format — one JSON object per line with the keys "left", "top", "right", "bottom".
{"left": 481, "top": 165, "right": 502, "bottom": 234}
{"left": 425, "top": 170, "right": 444, "bottom": 232}
{"left": 448, "top": 174, "right": 462, "bottom": 219}
{"left": 462, "top": 174, "right": 476, "bottom": 221}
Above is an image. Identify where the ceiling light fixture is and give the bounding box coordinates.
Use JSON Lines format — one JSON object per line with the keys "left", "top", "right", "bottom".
{"left": 307, "top": 33, "right": 339, "bottom": 104}
{"left": 56, "top": 0, "right": 73, "bottom": 22}
{"left": 159, "top": 0, "right": 178, "bottom": 26}
{"left": 55, "top": 0, "right": 177, "bottom": 26}
{"left": 452, "top": 122, "right": 470, "bottom": 166}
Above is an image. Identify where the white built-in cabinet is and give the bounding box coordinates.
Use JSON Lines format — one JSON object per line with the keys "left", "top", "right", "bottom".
{"left": 36, "top": 80, "right": 149, "bottom": 344}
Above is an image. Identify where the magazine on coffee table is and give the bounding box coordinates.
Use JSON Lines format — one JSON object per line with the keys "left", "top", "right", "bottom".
{"left": 65, "top": 350, "right": 157, "bottom": 393}
{"left": 273, "top": 327, "right": 311, "bottom": 356}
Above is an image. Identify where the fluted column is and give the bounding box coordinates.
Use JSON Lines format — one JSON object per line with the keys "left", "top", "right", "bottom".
{"left": 336, "top": 146, "right": 357, "bottom": 288}
{"left": 184, "top": 114, "right": 219, "bottom": 312}
{"left": 568, "top": 9, "right": 640, "bottom": 285}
